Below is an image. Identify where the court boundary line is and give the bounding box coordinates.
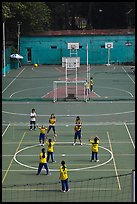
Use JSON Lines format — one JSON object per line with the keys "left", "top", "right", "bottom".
{"left": 122, "top": 66, "right": 135, "bottom": 84}
{"left": 2, "top": 123, "right": 10, "bottom": 138}
{"left": 2, "top": 110, "right": 135, "bottom": 116}
{"left": 2, "top": 187, "right": 118, "bottom": 191}
{"left": 2, "top": 169, "right": 132, "bottom": 172}
{"left": 2, "top": 131, "right": 26, "bottom": 184}
{"left": 2, "top": 101, "right": 135, "bottom": 104}
{"left": 6, "top": 85, "right": 134, "bottom": 98}
{"left": 2, "top": 67, "right": 26, "bottom": 93}
{"left": 2, "top": 141, "right": 134, "bottom": 145}
{"left": 124, "top": 122, "right": 135, "bottom": 149}
{"left": 2, "top": 121, "right": 135, "bottom": 127}
{"left": 107, "top": 131, "right": 121, "bottom": 190}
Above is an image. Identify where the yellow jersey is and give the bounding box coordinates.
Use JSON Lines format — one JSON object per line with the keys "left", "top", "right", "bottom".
{"left": 89, "top": 139, "right": 99, "bottom": 152}
{"left": 49, "top": 117, "right": 56, "bottom": 126}
{"left": 74, "top": 119, "right": 82, "bottom": 131}
{"left": 59, "top": 165, "right": 68, "bottom": 180}
{"left": 40, "top": 127, "right": 47, "bottom": 134}
{"left": 90, "top": 79, "right": 93, "bottom": 86}
{"left": 85, "top": 82, "right": 90, "bottom": 89}
{"left": 74, "top": 125, "right": 81, "bottom": 131}
{"left": 39, "top": 152, "right": 47, "bottom": 163}
{"left": 46, "top": 141, "right": 55, "bottom": 152}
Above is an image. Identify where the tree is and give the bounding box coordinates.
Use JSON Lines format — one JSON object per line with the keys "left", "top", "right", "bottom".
{"left": 2, "top": 2, "right": 51, "bottom": 35}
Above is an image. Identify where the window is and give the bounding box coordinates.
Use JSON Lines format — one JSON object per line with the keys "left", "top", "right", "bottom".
{"left": 51, "top": 45, "right": 57, "bottom": 49}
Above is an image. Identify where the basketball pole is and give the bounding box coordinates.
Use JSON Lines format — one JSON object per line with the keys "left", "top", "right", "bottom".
{"left": 65, "top": 58, "right": 68, "bottom": 98}
{"left": 107, "top": 47, "right": 111, "bottom": 66}
{"left": 86, "top": 43, "right": 90, "bottom": 82}
{"left": 3, "top": 22, "right": 6, "bottom": 77}
{"left": 76, "top": 58, "right": 78, "bottom": 99}
{"left": 86, "top": 44, "right": 88, "bottom": 81}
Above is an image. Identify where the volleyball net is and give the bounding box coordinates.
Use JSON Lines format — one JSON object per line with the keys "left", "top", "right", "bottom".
{"left": 2, "top": 171, "right": 135, "bottom": 202}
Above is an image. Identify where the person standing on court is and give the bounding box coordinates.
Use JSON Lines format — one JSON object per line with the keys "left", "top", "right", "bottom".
{"left": 89, "top": 77, "right": 94, "bottom": 92}
{"left": 84, "top": 80, "right": 90, "bottom": 95}
{"left": 73, "top": 116, "right": 83, "bottom": 146}
{"left": 46, "top": 114, "right": 57, "bottom": 141}
{"left": 89, "top": 136, "right": 100, "bottom": 162}
{"left": 36, "top": 148, "right": 50, "bottom": 175}
{"left": 38, "top": 125, "right": 47, "bottom": 146}
{"left": 45, "top": 138, "right": 56, "bottom": 162}
{"left": 59, "top": 160, "right": 70, "bottom": 192}
{"left": 29, "top": 108, "right": 37, "bottom": 130}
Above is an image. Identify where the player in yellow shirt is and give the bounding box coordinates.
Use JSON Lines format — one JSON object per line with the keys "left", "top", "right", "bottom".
{"left": 89, "top": 136, "right": 100, "bottom": 162}
{"left": 45, "top": 138, "right": 56, "bottom": 162}
{"left": 59, "top": 160, "right": 70, "bottom": 192}
{"left": 89, "top": 77, "right": 93, "bottom": 92}
{"left": 36, "top": 148, "right": 50, "bottom": 175}
{"left": 38, "top": 125, "right": 47, "bottom": 146}
{"left": 46, "top": 114, "right": 57, "bottom": 141}
{"left": 85, "top": 80, "right": 90, "bottom": 95}
{"left": 73, "top": 116, "right": 83, "bottom": 146}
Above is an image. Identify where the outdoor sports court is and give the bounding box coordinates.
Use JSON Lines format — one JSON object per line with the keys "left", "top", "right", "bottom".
{"left": 2, "top": 64, "right": 135, "bottom": 202}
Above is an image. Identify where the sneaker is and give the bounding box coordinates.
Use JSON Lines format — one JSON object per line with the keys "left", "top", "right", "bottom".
{"left": 72, "top": 143, "right": 76, "bottom": 146}
{"left": 60, "top": 190, "right": 65, "bottom": 192}
{"left": 52, "top": 161, "right": 56, "bottom": 163}
{"left": 29, "top": 129, "right": 32, "bottom": 131}
{"left": 80, "top": 143, "right": 83, "bottom": 146}
{"left": 96, "top": 160, "right": 99, "bottom": 162}
{"left": 66, "top": 189, "right": 70, "bottom": 192}
{"left": 46, "top": 173, "right": 51, "bottom": 176}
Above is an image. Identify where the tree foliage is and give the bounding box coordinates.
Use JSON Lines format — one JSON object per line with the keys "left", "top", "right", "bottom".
{"left": 2, "top": 2, "right": 135, "bottom": 38}
{"left": 2, "top": 2, "right": 51, "bottom": 34}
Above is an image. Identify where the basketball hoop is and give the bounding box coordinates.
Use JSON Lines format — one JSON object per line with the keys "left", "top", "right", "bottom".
{"left": 105, "top": 42, "right": 113, "bottom": 49}
{"left": 71, "top": 45, "right": 76, "bottom": 50}
{"left": 68, "top": 43, "right": 79, "bottom": 50}
{"left": 106, "top": 44, "right": 112, "bottom": 48}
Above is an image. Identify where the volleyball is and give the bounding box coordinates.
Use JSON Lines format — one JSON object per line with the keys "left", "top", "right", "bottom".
{"left": 34, "top": 63, "right": 38, "bottom": 67}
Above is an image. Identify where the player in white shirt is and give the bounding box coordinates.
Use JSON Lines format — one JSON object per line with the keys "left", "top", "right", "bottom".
{"left": 29, "top": 108, "right": 37, "bottom": 130}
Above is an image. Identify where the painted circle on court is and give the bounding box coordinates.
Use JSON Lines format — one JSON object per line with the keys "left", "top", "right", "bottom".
{"left": 9, "top": 85, "right": 133, "bottom": 98}
{"left": 14, "top": 143, "right": 113, "bottom": 171}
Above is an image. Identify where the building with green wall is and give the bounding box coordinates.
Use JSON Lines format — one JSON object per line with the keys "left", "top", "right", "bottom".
{"left": 20, "top": 29, "right": 135, "bottom": 65}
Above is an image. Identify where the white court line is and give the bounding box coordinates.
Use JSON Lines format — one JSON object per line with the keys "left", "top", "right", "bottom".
{"left": 2, "top": 110, "right": 135, "bottom": 116}
{"left": 107, "top": 131, "right": 121, "bottom": 190}
{"left": 2, "top": 186, "right": 118, "bottom": 191}
{"left": 2, "top": 169, "right": 132, "bottom": 172}
{"left": 2, "top": 67, "right": 26, "bottom": 93}
{"left": 2, "top": 131, "right": 26, "bottom": 184}
{"left": 2, "top": 123, "right": 10, "bottom": 138}
{"left": 124, "top": 122, "right": 135, "bottom": 149}
{"left": 3, "top": 153, "right": 134, "bottom": 157}
{"left": 1, "top": 122, "right": 135, "bottom": 127}
{"left": 2, "top": 101, "right": 135, "bottom": 104}
{"left": 122, "top": 66, "right": 135, "bottom": 84}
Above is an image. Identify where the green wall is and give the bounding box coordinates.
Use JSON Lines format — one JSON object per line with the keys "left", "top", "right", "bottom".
{"left": 20, "top": 34, "right": 135, "bottom": 65}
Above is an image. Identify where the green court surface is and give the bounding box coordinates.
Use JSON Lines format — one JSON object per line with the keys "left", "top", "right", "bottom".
{"left": 2, "top": 64, "right": 135, "bottom": 202}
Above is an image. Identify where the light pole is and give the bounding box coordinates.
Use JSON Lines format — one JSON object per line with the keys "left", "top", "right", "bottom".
{"left": 3, "top": 21, "right": 6, "bottom": 77}
{"left": 17, "top": 22, "right": 22, "bottom": 53}
{"left": 126, "top": 9, "right": 133, "bottom": 29}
